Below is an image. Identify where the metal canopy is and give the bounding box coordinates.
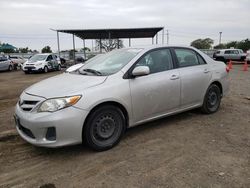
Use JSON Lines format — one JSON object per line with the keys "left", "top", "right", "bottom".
{"left": 56, "top": 27, "right": 163, "bottom": 39}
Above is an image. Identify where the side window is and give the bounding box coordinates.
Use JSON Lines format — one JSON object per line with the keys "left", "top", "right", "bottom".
{"left": 197, "top": 55, "right": 206, "bottom": 64}
{"left": 136, "top": 49, "right": 173, "bottom": 74}
{"left": 233, "top": 50, "right": 239, "bottom": 54}
{"left": 174, "top": 49, "right": 199, "bottom": 67}
{"left": 46, "top": 55, "right": 53, "bottom": 61}
{"left": 224, "top": 50, "right": 231, "bottom": 54}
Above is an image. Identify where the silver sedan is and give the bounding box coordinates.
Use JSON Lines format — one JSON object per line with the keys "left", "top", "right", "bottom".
{"left": 14, "top": 45, "right": 229, "bottom": 151}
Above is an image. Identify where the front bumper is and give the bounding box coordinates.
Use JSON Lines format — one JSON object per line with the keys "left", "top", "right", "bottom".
{"left": 22, "top": 65, "right": 44, "bottom": 72}
{"left": 14, "top": 103, "right": 89, "bottom": 147}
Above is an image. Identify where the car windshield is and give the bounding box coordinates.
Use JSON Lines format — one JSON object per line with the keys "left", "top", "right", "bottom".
{"left": 78, "top": 48, "right": 142, "bottom": 76}
{"left": 29, "top": 54, "right": 47, "bottom": 62}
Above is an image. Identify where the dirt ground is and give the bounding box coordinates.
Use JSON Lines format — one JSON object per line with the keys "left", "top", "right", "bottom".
{"left": 0, "top": 65, "right": 250, "bottom": 188}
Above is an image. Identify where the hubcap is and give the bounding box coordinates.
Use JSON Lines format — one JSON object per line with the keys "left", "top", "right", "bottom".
{"left": 208, "top": 91, "right": 217, "bottom": 106}
{"left": 94, "top": 115, "right": 116, "bottom": 140}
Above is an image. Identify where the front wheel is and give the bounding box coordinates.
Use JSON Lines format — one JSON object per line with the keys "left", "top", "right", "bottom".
{"left": 8, "top": 65, "right": 13, "bottom": 71}
{"left": 83, "top": 105, "right": 126, "bottom": 151}
{"left": 201, "top": 84, "right": 221, "bottom": 114}
{"left": 57, "top": 64, "right": 61, "bottom": 71}
{"left": 44, "top": 66, "right": 48, "bottom": 73}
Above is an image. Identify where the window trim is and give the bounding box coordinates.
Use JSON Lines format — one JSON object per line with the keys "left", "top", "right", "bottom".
{"left": 172, "top": 47, "right": 207, "bottom": 68}
{"left": 123, "top": 47, "right": 176, "bottom": 79}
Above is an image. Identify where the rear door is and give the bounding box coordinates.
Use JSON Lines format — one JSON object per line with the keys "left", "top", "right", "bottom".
{"left": 129, "top": 48, "right": 181, "bottom": 122}
{"left": 173, "top": 48, "right": 212, "bottom": 108}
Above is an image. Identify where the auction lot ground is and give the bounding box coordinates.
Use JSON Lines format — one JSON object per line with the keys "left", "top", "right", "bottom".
{"left": 0, "top": 65, "right": 250, "bottom": 188}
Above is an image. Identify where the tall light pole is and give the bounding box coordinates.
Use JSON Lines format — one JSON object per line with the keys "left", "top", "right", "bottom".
{"left": 219, "top": 32, "right": 222, "bottom": 44}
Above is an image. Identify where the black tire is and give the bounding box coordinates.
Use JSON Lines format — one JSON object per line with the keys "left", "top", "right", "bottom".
{"left": 240, "top": 56, "right": 246, "bottom": 61}
{"left": 8, "top": 65, "right": 13, "bottom": 71}
{"left": 57, "top": 64, "right": 61, "bottom": 71}
{"left": 24, "top": 71, "right": 29, "bottom": 74}
{"left": 201, "top": 84, "right": 221, "bottom": 114}
{"left": 44, "top": 66, "right": 48, "bottom": 73}
{"left": 83, "top": 105, "right": 126, "bottom": 151}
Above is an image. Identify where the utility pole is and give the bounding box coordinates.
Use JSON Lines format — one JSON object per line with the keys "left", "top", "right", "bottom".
{"left": 219, "top": 32, "right": 222, "bottom": 44}
{"left": 167, "top": 30, "right": 169, "bottom": 45}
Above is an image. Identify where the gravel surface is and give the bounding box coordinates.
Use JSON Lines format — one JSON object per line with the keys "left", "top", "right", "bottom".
{"left": 0, "top": 65, "right": 249, "bottom": 188}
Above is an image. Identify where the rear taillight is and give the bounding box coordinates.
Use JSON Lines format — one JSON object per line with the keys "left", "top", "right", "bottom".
{"left": 226, "top": 66, "right": 230, "bottom": 73}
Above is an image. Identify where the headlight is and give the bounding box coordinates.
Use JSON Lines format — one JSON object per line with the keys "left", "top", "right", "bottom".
{"left": 37, "top": 95, "right": 81, "bottom": 112}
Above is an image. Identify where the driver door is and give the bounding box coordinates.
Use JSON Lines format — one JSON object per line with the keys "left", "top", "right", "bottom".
{"left": 129, "top": 48, "right": 181, "bottom": 123}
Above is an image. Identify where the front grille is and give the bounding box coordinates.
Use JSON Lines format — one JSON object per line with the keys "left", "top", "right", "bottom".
{"left": 24, "top": 66, "right": 35, "bottom": 69}
{"left": 19, "top": 100, "right": 40, "bottom": 112}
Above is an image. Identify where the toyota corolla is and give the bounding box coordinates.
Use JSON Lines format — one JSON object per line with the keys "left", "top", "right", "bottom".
{"left": 14, "top": 46, "right": 229, "bottom": 151}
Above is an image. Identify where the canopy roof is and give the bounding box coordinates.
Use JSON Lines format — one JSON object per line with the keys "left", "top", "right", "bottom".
{"left": 55, "top": 27, "right": 163, "bottom": 40}
{"left": 0, "top": 43, "right": 17, "bottom": 50}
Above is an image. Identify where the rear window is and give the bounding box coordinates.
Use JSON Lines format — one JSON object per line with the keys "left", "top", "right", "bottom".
{"left": 174, "top": 49, "right": 199, "bottom": 67}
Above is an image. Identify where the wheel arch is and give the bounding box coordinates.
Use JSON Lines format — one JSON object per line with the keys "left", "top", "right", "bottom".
{"left": 210, "top": 80, "right": 223, "bottom": 97}
{"left": 82, "top": 101, "right": 129, "bottom": 136}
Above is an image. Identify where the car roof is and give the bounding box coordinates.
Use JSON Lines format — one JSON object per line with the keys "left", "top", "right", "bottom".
{"left": 217, "top": 49, "right": 242, "bottom": 52}
{"left": 123, "top": 44, "right": 198, "bottom": 51}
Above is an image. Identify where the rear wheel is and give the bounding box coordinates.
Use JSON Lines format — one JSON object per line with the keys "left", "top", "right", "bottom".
{"left": 201, "top": 84, "right": 221, "bottom": 114}
{"left": 83, "top": 105, "right": 126, "bottom": 151}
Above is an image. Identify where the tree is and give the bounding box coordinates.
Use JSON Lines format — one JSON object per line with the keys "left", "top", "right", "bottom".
{"left": 96, "top": 39, "right": 124, "bottom": 52}
{"left": 213, "top": 39, "right": 250, "bottom": 51}
{"left": 237, "top": 39, "right": 250, "bottom": 51}
{"left": 225, "top": 41, "right": 238, "bottom": 49}
{"left": 41, "top": 46, "right": 52, "bottom": 53}
{"left": 213, "top": 43, "right": 226, "bottom": 49}
{"left": 81, "top": 47, "right": 91, "bottom": 52}
{"left": 190, "top": 38, "right": 214, "bottom": 49}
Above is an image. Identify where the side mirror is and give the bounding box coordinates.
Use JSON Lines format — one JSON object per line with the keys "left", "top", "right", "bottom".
{"left": 132, "top": 66, "right": 150, "bottom": 77}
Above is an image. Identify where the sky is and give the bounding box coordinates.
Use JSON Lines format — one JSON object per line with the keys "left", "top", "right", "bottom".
{"left": 0, "top": 0, "right": 249, "bottom": 52}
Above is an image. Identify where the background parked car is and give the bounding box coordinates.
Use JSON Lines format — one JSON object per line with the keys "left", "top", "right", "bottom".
{"left": 22, "top": 53, "right": 61, "bottom": 74}
{"left": 76, "top": 56, "right": 86, "bottom": 63}
{"left": 213, "top": 49, "right": 246, "bottom": 63}
{"left": 0, "top": 55, "right": 13, "bottom": 71}
{"left": 246, "top": 50, "right": 250, "bottom": 64}
{"left": 9, "top": 56, "right": 26, "bottom": 69}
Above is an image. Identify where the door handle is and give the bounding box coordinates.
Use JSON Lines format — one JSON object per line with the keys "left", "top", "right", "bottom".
{"left": 170, "top": 74, "right": 179, "bottom": 80}
{"left": 203, "top": 69, "right": 210, "bottom": 73}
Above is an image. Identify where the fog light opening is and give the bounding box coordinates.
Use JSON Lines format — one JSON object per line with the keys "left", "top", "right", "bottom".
{"left": 46, "top": 127, "right": 56, "bottom": 141}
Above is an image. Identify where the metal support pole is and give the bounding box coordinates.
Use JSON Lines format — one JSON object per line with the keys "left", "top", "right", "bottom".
{"left": 156, "top": 33, "right": 158, "bottom": 45}
{"left": 129, "top": 38, "right": 131, "bottom": 47}
{"left": 219, "top": 32, "right": 222, "bottom": 44}
{"left": 83, "top": 39, "right": 86, "bottom": 60}
{"left": 92, "top": 40, "right": 94, "bottom": 51}
{"left": 117, "top": 39, "right": 119, "bottom": 49}
{"left": 108, "top": 32, "right": 111, "bottom": 51}
{"left": 72, "top": 34, "right": 76, "bottom": 64}
{"left": 57, "top": 31, "right": 60, "bottom": 57}
{"left": 162, "top": 29, "right": 164, "bottom": 44}
{"left": 100, "top": 38, "right": 102, "bottom": 53}
{"left": 167, "top": 30, "right": 169, "bottom": 45}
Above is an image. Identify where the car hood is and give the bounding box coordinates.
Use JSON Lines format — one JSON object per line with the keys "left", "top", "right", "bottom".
{"left": 25, "top": 60, "right": 44, "bottom": 64}
{"left": 25, "top": 73, "right": 107, "bottom": 98}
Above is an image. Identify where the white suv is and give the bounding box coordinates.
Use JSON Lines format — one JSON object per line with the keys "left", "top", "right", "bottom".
{"left": 22, "top": 53, "right": 61, "bottom": 74}
{"left": 213, "top": 49, "right": 246, "bottom": 63}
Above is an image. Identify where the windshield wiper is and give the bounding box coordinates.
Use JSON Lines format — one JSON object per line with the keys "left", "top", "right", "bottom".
{"left": 82, "top": 69, "right": 102, "bottom": 76}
